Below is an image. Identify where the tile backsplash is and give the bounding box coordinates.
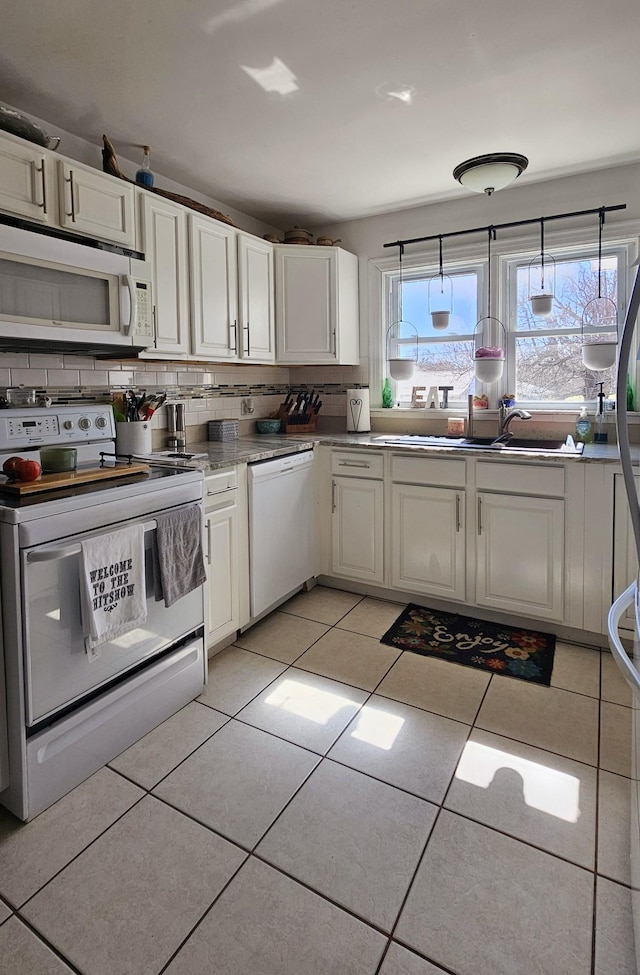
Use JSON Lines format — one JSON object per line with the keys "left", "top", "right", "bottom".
{"left": 0, "top": 352, "right": 370, "bottom": 445}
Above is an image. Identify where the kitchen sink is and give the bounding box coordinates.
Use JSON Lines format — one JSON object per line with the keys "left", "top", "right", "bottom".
{"left": 373, "top": 435, "right": 584, "bottom": 455}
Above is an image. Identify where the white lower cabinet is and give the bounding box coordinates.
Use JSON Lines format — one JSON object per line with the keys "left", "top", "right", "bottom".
{"left": 323, "top": 448, "right": 573, "bottom": 629}
{"left": 391, "top": 483, "right": 465, "bottom": 600}
{"left": 475, "top": 491, "right": 565, "bottom": 622}
{"left": 204, "top": 472, "right": 242, "bottom": 649}
{"left": 331, "top": 475, "right": 384, "bottom": 584}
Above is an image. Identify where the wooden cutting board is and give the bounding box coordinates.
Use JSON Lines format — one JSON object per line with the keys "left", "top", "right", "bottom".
{"left": 0, "top": 462, "right": 150, "bottom": 495}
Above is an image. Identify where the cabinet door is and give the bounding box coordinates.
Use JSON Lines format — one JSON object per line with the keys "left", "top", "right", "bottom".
{"left": 189, "top": 216, "right": 238, "bottom": 359}
{"left": 476, "top": 492, "right": 564, "bottom": 621}
{"left": 58, "top": 161, "right": 135, "bottom": 246}
{"left": 0, "top": 136, "right": 50, "bottom": 224}
{"left": 613, "top": 474, "right": 640, "bottom": 629}
{"left": 331, "top": 475, "right": 384, "bottom": 583}
{"left": 141, "top": 195, "right": 189, "bottom": 354}
{"left": 391, "top": 484, "right": 465, "bottom": 600}
{"left": 237, "top": 234, "right": 274, "bottom": 361}
{"left": 276, "top": 247, "right": 336, "bottom": 362}
{"left": 204, "top": 499, "right": 240, "bottom": 647}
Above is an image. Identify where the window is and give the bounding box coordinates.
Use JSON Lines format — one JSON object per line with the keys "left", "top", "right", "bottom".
{"left": 382, "top": 237, "right": 634, "bottom": 409}
{"left": 386, "top": 263, "right": 483, "bottom": 405}
{"left": 505, "top": 245, "right": 627, "bottom": 405}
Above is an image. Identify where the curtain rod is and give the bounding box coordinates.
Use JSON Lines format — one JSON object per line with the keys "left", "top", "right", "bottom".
{"left": 383, "top": 203, "right": 627, "bottom": 252}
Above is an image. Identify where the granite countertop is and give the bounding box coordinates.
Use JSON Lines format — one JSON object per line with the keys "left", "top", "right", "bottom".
{"left": 185, "top": 432, "right": 637, "bottom": 472}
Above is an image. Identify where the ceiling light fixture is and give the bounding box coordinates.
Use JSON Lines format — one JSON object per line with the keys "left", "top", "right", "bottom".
{"left": 453, "top": 152, "right": 529, "bottom": 196}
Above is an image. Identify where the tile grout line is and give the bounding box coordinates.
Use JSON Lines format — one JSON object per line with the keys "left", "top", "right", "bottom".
{"left": 14, "top": 789, "right": 150, "bottom": 914}
{"left": 4, "top": 911, "right": 87, "bottom": 975}
{"left": 3, "top": 593, "right": 623, "bottom": 973}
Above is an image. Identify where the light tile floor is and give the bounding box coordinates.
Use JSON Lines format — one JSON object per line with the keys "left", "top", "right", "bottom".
{"left": 0, "top": 586, "right": 636, "bottom": 975}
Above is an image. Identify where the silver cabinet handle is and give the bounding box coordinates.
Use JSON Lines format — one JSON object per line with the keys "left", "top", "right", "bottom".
{"left": 65, "top": 169, "right": 76, "bottom": 221}
{"left": 456, "top": 494, "right": 461, "bottom": 533}
{"left": 35, "top": 159, "right": 47, "bottom": 212}
{"left": 331, "top": 479, "right": 337, "bottom": 513}
{"left": 332, "top": 327, "right": 337, "bottom": 355}
{"left": 152, "top": 305, "right": 157, "bottom": 343}
{"left": 245, "top": 321, "right": 251, "bottom": 357}
{"left": 230, "top": 318, "right": 237, "bottom": 354}
{"left": 477, "top": 497, "right": 482, "bottom": 536}
{"left": 338, "top": 460, "right": 370, "bottom": 468}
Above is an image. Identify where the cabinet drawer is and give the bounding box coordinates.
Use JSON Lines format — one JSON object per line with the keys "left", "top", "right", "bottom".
{"left": 476, "top": 461, "right": 564, "bottom": 497}
{"left": 331, "top": 450, "right": 383, "bottom": 479}
{"left": 205, "top": 468, "right": 237, "bottom": 506}
{"left": 391, "top": 454, "right": 466, "bottom": 487}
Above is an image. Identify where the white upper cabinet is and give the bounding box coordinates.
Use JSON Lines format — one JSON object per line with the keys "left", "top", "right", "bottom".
{"left": 189, "top": 216, "right": 238, "bottom": 359}
{"left": 140, "top": 194, "right": 189, "bottom": 355}
{"left": 237, "top": 233, "right": 274, "bottom": 361}
{"left": 0, "top": 136, "right": 51, "bottom": 224}
{"left": 0, "top": 130, "right": 136, "bottom": 247}
{"left": 58, "top": 160, "right": 136, "bottom": 247}
{"left": 275, "top": 245, "right": 359, "bottom": 364}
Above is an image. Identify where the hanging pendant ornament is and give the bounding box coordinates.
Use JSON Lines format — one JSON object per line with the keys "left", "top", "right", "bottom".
{"left": 528, "top": 218, "right": 555, "bottom": 317}
{"left": 581, "top": 208, "right": 618, "bottom": 371}
{"left": 428, "top": 236, "right": 453, "bottom": 329}
{"left": 473, "top": 227, "right": 505, "bottom": 383}
{"left": 386, "top": 243, "right": 418, "bottom": 380}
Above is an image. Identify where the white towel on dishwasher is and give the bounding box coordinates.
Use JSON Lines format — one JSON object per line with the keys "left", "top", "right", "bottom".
{"left": 80, "top": 524, "right": 147, "bottom": 655}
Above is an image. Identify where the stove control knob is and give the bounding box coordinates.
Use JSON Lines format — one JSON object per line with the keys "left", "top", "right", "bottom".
{"left": 63, "top": 420, "right": 74, "bottom": 430}
{"left": 95, "top": 416, "right": 108, "bottom": 429}
{"left": 79, "top": 417, "right": 92, "bottom": 431}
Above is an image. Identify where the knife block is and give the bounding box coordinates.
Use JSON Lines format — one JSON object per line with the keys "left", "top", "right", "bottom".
{"left": 278, "top": 405, "right": 317, "bottom": 434}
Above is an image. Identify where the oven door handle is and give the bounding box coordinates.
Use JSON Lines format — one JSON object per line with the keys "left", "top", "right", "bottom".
{"left": 26, "top": 519, "right": 158, "bottom": 563}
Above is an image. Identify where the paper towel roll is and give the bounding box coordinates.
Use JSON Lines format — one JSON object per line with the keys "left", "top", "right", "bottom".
{"left": 346, "top": 388, "right": 370, "bottom": 432}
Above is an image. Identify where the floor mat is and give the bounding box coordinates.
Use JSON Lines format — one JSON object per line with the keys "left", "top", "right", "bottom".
{"left": 380, "top": 604, "right": 555, "bottom": 686}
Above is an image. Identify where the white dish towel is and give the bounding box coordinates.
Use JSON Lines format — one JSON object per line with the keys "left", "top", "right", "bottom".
{"left": 80, "top": 524, "right": 147, "bottom": 654}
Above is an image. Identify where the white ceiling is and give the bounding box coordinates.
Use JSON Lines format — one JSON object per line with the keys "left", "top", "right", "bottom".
{"left": 2, "top": 0, "right": 639, "bottom": 228}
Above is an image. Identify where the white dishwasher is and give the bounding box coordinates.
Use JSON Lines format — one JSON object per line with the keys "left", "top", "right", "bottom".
{"left": 248, "top": 449, "right": 316, "bottom": 620}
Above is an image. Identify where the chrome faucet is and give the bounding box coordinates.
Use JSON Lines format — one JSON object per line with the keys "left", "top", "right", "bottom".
{"left": 497, "top": 404, "right": 532, "bottom": 439}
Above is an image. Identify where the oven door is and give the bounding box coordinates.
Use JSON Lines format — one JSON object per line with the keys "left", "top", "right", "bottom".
{"left": 21, "top": 515, "right": 204, "bottom": 725}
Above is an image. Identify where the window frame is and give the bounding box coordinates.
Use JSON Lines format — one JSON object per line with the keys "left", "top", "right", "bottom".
{"left": 373, "top": 222, "right": 640, "bottom": 411}
{"left": 502, "top": 241, "right": 632, "bottom": 408}
{"left": 383, "top": 255, "right": 486, "bottom": 408}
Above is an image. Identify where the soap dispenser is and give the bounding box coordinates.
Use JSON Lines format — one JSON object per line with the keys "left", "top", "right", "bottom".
{"left": 594, "top": 382, "right": 608, "bottom": 443}
{"left": 575, "top": 407, "right": 592, "bottom": 444}
{"left": 135, "top": 146, "right": 154, "bottom": 188}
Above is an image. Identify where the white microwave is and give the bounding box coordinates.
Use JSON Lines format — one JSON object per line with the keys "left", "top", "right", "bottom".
{"left": 0, "top": 223, "right": 153, "bottom": 355}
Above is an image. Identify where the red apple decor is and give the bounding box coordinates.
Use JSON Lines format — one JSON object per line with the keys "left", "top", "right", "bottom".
{"left": 2, "top": 456, "right": 42, "bottom": 482}
{"left": 2, "top": 456, "right": 24, "bottom": 476}
{"left": 16, "top": 459, "right": 42, "bottom": 482}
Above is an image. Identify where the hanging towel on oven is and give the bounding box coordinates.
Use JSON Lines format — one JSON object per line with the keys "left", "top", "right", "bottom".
{"left": 80, "top": 524, "right": 147, "bottom": 652}
{"left": 152, "top": 503, "right": 207, "bottom": 608}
